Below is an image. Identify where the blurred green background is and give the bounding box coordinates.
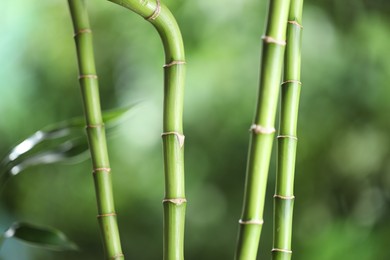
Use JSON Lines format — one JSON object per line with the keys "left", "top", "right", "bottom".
{"left": 1, "top": 0, "right": 390, "bottom": 259}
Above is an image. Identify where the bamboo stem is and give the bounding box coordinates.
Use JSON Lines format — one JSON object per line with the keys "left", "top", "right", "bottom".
{"left": 106, "top": 1, "right": 186, "bottom": 259}
{"left": 235, "top": 0, "right": 291, "bottom": 259}
{"left": 67, "top": 1, "right": 124, "bottom": 259}
{"left": 272, "top": 1, "right": 303, "bottom": 259}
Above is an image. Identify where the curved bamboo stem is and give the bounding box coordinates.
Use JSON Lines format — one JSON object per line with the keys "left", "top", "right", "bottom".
{"left": 235, "top": 0, "right": 291, "bottom": 259}
{"left": 107, "top": 1, "right": 186, "bottom": 259}
{"left": 67, "top": 1, "right": 124, "bottom": 259}
{"left": 272, "top": 1, "right": 303, "bottom": 259}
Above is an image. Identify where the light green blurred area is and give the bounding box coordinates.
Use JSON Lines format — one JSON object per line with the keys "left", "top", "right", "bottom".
{"left": 1, "top": 0, "right": 390, "bottom": 259}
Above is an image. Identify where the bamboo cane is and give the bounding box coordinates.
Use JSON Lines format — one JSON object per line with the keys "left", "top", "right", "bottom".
{"left": 272, "top": 0, "right": 303, "bottom": 259}
{"left": 235, "top": 1, "right": 291, "bottom": 259}
{"left": 106, "top": 1, "right": 186, "bottom": 259}
{"left": 68, "top": 1, "right": 124, "bottom": 259}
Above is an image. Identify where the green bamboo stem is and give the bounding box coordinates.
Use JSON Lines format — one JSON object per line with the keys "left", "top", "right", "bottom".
{"left": 272, "top": 1, "right": 303, "bottom": 259}
{"left": 68, "top": 1, "right": 124, "bottom": 259}
{"left": 235, "top": 1, "right": 291, "bottom": 259}
{"left": 106, "top": 1, "right": 186, "bottom": 259}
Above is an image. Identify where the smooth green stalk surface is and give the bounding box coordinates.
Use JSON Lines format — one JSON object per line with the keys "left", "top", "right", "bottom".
{"left": 68, "top": 1, "right": 124, "bottom": 259}
{"left": 272, "top": 1, "right": 303, "bottom": 259}
{"left": 235, "top": 0, "right": 291, "bottom": 259}
{"left": 107, "top": 1, "right": 186, "bottom": 259}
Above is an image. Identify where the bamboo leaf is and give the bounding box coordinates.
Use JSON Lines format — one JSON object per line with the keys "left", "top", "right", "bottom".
{"left": 3, "top": 222, "right": 78, "bottom": 251}
{"left": 7, "top": 139, "right": 89, "bottom": 176}
{"left": 46, "top": 104, "right": 136, "bottom": 131}
{"left": 0, "top": 105, "right": 135, "bottom": 184}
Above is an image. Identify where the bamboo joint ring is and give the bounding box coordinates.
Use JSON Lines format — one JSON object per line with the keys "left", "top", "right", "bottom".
{"left": 146, "top": 0, "right": 161, "bottom": 21}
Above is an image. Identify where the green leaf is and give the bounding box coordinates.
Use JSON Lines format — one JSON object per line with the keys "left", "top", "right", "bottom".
{"left": 44, "top": 103, "right": 137, "bottom": 130}
{"left": 0, "top": 105, "right": 135, "bottom": 186}
{"left": 7, "top": 139, "right": 89, "bottom": 176}
{"left": 4, "top": 222, "right": 78, "bottom": 251}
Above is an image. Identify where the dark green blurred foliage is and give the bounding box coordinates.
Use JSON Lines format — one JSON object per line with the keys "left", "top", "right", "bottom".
{"left": 1, "top": 0, "right": 390, "bottom": 259}
{"left": 2, "top": 222, "right": 77, "bottom": 251}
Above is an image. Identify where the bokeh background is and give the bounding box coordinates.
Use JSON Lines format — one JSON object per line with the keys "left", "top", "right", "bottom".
{"left": 1, "top": 0, "right": 390, "bottom": 259}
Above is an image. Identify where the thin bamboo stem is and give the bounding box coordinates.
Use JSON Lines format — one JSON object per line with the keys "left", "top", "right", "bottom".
{"left": 68, "top": 1, "right": 124, "bottom": 259}
{"left": 235, "top": 0, "right": 291, "bottom": 259}
{"left": 106, "top": 1, "right": 186, "bottom": 259}
{"left": 272, "top": 1, "right": 303, "bottom": 259}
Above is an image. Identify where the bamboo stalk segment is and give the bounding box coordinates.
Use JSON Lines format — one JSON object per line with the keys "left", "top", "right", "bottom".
{"left": 235, "top": 0, "right": 291, "bottom": 259}
{"left": 68, "top": 0, "right": 124, "bottom": 259}
{"left": 272, "top": 0, "right": 304, "bottom": 259}
{"left": 107, "top": 1, "right": 186, "bottom": 259}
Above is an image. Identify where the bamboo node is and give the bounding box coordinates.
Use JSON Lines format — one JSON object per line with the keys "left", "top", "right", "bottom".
{"left": 288, "top": 20, "right": 303, "bottom": 29}
{"left": 272, "top": 248, "right": 293, "bottom": 254}
{"left": 78, "top": 74, "right": 98, "bottom": 80}
{"left": 262, "top": 35, "right": 286, "bottom": 46}
{"left": 86, "top": 123, "right": 105, "bottom": 129}
{"left": 163, "top": 198, "right": 187, "bottom": 205}
{"left": 97, "top": 212, "right": 117, "bottom": 218}
{"left": 274, "top": 194, "right": 295, "bottom": 200}
{"left": 161, "top": 132, "right": 185, "bottom": 148}
{"left": 281, "top": 80, "right": 302, "bottom": 85}
{"left": 93, "top": 167, "right": 111, "bottom": 174}
{"left": 146, "top": 0, "right": 161, "bottom": 21}
{"left": 163, "top": 60, "right": 186, "bottom": 68}
{"left": 239, "top": 219, "right": 264, "bottom": 225}
{"left": 277, "top": 135, "right": 298, "bottom": 141}
{"left": 110, "top": 253, "right": 125, "bottom": 260}
{"left": 73, "top": 28, "right": 92, "bottom": 37}
{"left": 250, "top": 124, "right": 275, "bottom": 135}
